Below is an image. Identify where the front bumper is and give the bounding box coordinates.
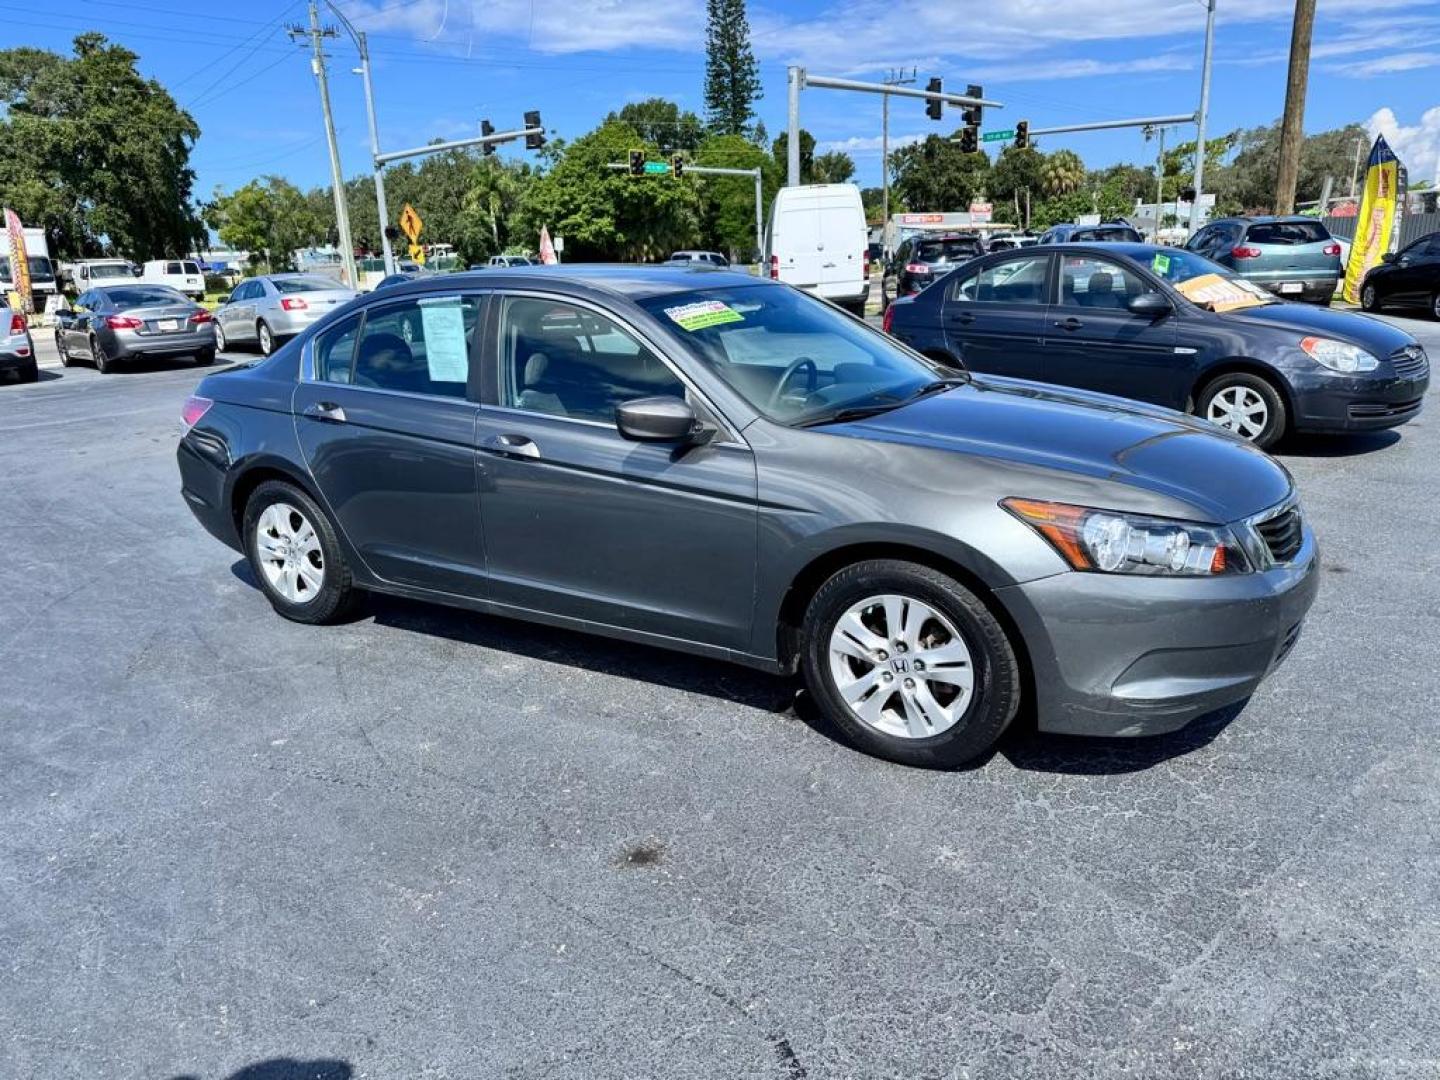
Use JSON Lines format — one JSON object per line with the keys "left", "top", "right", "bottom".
{"left": 1288, "top": 365, "right": 1429, "bottom": 433}
{"left": 996, "top": 525, "right": 1319, "bottom": 737}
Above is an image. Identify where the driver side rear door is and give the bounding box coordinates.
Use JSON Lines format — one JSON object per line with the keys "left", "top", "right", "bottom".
{"left": 938, "top": 252, "right": 1054, "bottom": 381}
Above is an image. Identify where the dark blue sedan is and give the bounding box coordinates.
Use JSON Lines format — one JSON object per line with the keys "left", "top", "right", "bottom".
{"left": 884, "top": 243, "right": 1429, "bottom": 448}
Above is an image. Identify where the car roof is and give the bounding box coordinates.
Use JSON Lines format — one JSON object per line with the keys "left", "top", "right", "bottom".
{"left": 362, "top": 264, "right": 776, "bottom": 301}
{"left": 1214, "top": 214, "right": 1315, "bottom": 224}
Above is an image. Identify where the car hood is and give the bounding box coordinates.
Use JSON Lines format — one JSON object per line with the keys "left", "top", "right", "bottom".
{"left": 1221, "top": 301, "right": 1415, "bottom": 354}
{"left": 832, "top": 378, "right": 1293, "bottom": 523}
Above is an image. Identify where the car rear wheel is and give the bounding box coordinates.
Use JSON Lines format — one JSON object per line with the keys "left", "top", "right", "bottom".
{"left": 195, "top": 348, "right": 215, "bottom": 366}
{"left": 1360, "top": 282, "right": 1379, "bottom": 312}
{"left": 19, "top": 359, "right": 38, "bottom": 383}
{"left": 1197, "top": 373, "right": 1286, "bottom": 449}
{"left": 243, "top": 480, "right": 359, "bottom": 624}
{"left": 257, "top": 321, "right": 274, "bottom": 357}
{"left": 801, "top": 559, "right": 1020, "bottom": 768}
{"left": 89, "top": 335, "right": 112, "bottom": 374}
{"left": 214, "top": 321, "right": 228, "bottom": 351}
{"left": 55, "top": 332, "right": 73, "bottom": 366}
{"left": 1432, "top": 291, "right": 1440, "bottom": 321}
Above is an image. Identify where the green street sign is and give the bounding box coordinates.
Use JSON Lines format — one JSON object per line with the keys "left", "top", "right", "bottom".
{"left": 642, "top": 161, "right": 670, "bottom": 174}
{"left": 982, "top": 129, "right": 1014, "bottom": 143}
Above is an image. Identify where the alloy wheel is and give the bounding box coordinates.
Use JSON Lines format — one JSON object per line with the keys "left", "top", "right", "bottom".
{"left": 54, "top": 332, "right": 70, "bottom": 365}
{"left": 255, "top": 502, "right": 324, "bottom": 604}
{"left": 1361, "top": 284, "right": 1376, "bottom": 310}
{"left": 90, "top": 337, "right": 108, "bottom": 373}
{"left": 1433, "top": 292, "right": 1440, "bottom": 320}
{"left": 215, "top": 321, "right": 227, "bottom": 351}
{"left": 827, "top": 593, "right": 975, "bottom": 740}
{"left": 1206, "top": 385, "right": 1268, "bottom": 441}
{"left": 258, "top": 322, "right": 273, "bottom": 356}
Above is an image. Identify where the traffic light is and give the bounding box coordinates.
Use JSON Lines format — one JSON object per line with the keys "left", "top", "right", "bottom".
{"left": 671, "top": 154, "right": 685, "bottom": 178}
{"left": 925, "top": 76, "right": 942, "bottom": 121}
{"left": 962, "top": 84, "right": 983, "bottom": 127}
{"left": 480, "top": 118, "right": 495, "bottom": 155}
{"left": 524, "top": 110, "right": 545, "bottom": 149}
{"left": 628, "top": 149, "right": 645, "bottom": 176}
{"left": 383, "top": 224, "right": 400, "bottom": 242}
{"left": 959, "top": 125, "right": 979, "bottom": 154}
{"left": 1014, "top": 120, "right": 1029, "bottom": 150}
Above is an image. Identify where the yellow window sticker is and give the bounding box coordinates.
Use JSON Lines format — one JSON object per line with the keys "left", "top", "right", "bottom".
{"left": 664, "top": 300, "right": 744, "bottom": 331}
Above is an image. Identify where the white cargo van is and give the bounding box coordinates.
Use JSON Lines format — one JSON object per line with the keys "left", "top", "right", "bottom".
{"left": 141, "top": 259, "right": 206, "bottom": 299}
{"left": 764, "top": 183, "right": 869, "bottom": 315}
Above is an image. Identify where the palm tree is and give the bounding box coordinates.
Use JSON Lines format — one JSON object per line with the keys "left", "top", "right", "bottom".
{"left": 1041, "top": 150, "right": 1086, "bottom": 197}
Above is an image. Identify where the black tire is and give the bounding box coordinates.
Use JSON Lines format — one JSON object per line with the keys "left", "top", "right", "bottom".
{"left": 800, "top": 559, "right": 1021, "bottom": 768}
{"left": 20, "top": 360, "right": 38, "bottom": 383}
{"left": 1432, "top": 291, "right": 1440, "bottom": 321}
{"left": 55, "top": 331, "right": 74, "bottom": 367}
{"left": 242, "top": 480, "right": 361, "bottom": 625}
{"left": 195, "top": 348, "right": 215, "bottom": 366}
{"left": 1195, "top": 371, "right": 1287, "bottom": 450}
{"left": 257, "top": 320, "right": 275, "bottom": 357}
{"left": 1360, "top": 281, "right": 1379, "bottom": 312}
{"left": 89, "top": 335, "right": 112, "bottom": 374}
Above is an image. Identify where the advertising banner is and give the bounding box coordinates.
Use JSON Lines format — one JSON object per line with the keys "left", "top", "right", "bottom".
{"left": 4, "top": 208, "right": 32, "bottom": 313}
{"left": 538, "top": 226, "right": 558, "bottom": 265}
{"left": 1342, "top": 136, "right": 1405, "bottom": 304}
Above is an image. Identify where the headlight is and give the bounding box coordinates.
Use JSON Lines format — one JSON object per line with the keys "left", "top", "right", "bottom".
{"left": 1300, "top": 336, "right": 1378, "bottom": 373}
{"left": 1002, "top": 498, "right": 1248, "bottom": 576}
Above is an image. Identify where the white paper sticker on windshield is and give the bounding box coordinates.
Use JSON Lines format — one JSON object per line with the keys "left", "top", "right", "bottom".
{"left": 419, "top": 297, "right": 468, "bottom": 382}
{"left": 664, "top": 300, "right": 744, "bottom": 331}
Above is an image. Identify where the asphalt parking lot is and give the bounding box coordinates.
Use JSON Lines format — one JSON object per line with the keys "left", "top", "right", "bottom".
{"left": 3, "top": 318, "right": 1439, "bottom": 1080}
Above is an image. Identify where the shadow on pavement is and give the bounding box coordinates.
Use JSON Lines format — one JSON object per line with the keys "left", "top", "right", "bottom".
{"left": 167, "top": 1060, "right": 352, "bottom": 1080}
{"left": 1280, "top": 429, "right": 1402, "bottom": 457}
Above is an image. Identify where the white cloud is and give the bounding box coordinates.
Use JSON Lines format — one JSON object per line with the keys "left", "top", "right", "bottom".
{"left": 962, "top": 54, "right": 1193, "bottom": 83}
{"left": 1367, "top": 106, "right": 1440, "bottom": 188}
{"left": 815, "top": 132, "right": 924, "bottom": 155}
{"left": 1332, "top": 51, "right": 1440, "bottom": 77}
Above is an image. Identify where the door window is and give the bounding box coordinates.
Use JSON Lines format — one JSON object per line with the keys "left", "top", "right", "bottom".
{"left": 314, "top": 314, "right": 362, "bottom": 383}
{"left": 166, "top": 262, "right": 183, "bottom": 275}
{"left": 352, "top": 295, "right": 481, "bottom": 398}
{"left": 1059, "top": 255, "right": 1155, "bottom": 310}
{"left": 497, "top": 296, "right": 684, "bottom": 422}
{"left": 183, "top": 262, "right": 201, "bottom": 275}
{"left": 951, "top": 254, "right": 1051, "bottom": 305}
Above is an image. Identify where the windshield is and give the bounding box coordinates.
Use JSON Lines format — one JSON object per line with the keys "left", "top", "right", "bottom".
{"left": 101, "top": 286, "right": 187, "bottom": 307}
{"left": 636, "top": 284, "right": 946, "bottom": 425}
{"left": 1142, "top": 248, "right": 1280, "bottom": 309}
{"left": 273, "top": 275, "right": 340, "bottom": 293}
{"left": 90, "top": 263, "right": 133, "bottom": 279}
{"left": 1073, "top": 227, "right": 1142, "bottom": 243}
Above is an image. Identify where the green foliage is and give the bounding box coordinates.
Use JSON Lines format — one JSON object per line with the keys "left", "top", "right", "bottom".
{"left": 703, "top": 0, "right": 762, "bottom": 137}
{"left": 1040, "top": 150, "right": 1086, "bottom": 197}
{"left": 811, "top": 151, "right": 857, "bottom": 185}
{"left": 0, "top": 33, "right": 203, "bottom": 260}
{"left": 696, "top": 133, "right": 774, "bottom": 258}
{"left": 606, "top": 98, "right": 705, "bottom": 151}
{"left": 202, "top": 176, "right": 320, "bottom": 272}
{"left": 890, "top": 135, "right": 991, "bottom": 210}
{"left": 1204, "top": 121, "right": 1366, "bottom": 212}
{"left": 772, "top": 129, "right": 816, "bottom": 183}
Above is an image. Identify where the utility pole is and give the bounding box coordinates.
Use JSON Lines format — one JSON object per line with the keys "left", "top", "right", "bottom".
{"left": 881, "top": 68, "right": 916, "bottom": 256}
{"left": 1146, "top": 125, "right": 1167, "bottom": 242}
{"left": 290, "top": 2, "right": 357, "bottom": 288}
{"left": 1188, "top": 0, "right": 1216, "bottom": 234}
{"left": 1274, "top": 0, "right": 1316, "bottom": 215}
{"left": 1348, "top": 135, "right": 1364, "bottom": 197}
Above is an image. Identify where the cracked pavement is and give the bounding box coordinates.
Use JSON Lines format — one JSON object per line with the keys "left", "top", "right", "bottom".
{"left": 2, "top": 319, "right": 1438, "bottom": 1079}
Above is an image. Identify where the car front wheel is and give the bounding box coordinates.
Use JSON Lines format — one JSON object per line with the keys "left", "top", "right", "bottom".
{"left": 801, "top": 559, "right": 1021, "bottom": 768}
{"left": 1360, "top": 282, "right": 1379, "bottom": 311}
{"left": 1432, "top": 290, "right": 1440, "bottom": 321}
{"left": 1196, "top": 373, "right": 1287, "bottom": 449}
{"left": 243, "top": 480, "right": 360, "bottom": 624}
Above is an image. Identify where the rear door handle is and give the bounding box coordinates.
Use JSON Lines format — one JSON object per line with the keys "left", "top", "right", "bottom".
{"left": 302, "top": 401, "right": 346, "bottom": 423}
{"left": 1053, "top": 317, "right": 1083, "bottom": 331}
{"left": 481, "top": 433, "right": 541, "bottom": 459}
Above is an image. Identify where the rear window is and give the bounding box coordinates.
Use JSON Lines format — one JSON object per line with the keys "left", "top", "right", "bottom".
{"left": 1244, "top": 221, "right": 1330, "bottom": 246}
{"left": 101, "top": 286, "right": 187, "bottom": 306}
{"left": 915, "top": 239, "right": 981, "bottom": 261}
{"left": 1071, "top": 227, "right": 1143, "bottom": 243}
{"left": 273, "top": 275, "right": 338, "bottom": 293}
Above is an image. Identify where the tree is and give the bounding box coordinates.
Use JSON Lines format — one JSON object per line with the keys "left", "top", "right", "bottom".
{"left": 811, "top": 151, "right": 856, "bottom": 185}
{"left": 1206, "top": 121, "right": 1364, "bottom": 212}
{"left": 989, "top": 146, "right": 1046, "bottom": 226}
{"left": 1040, "top": 150, "right": 1085, "bottom": 197}
{"left": 890, "top": 135, "right": 991, "bottom": 211}
{"left": 695, "top": 133, "right": 775, "bottom": 259}
{"left": 606, "top": 98, "right": 704, "bottom": 151}
{"left": 0, "top": 33, "right": 203, "bottom": 260}
{"left": 203, "top": 177, "right": 321, "bottom": 271}
{"left": 771, "top": 129, "right": 816, "bottom": 183}
{"left": 703, "top": 0, "right": 762, "bottom": 136}
{"left": 456, "top": 158, "right": 532, "bottom": 262}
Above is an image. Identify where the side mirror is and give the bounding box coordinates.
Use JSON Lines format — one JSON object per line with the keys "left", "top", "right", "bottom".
{"left": 216, "top": 293, "right": 231, "bottom": 305}
{"left": 132, "top": 266, "right": 142, "bottom": 277}
{"left": 1128, "top": 292, "right": 1172, "bottom": 318}
{"left": 616, "top": 395, "right": 704, "bottom": 443}
{"left": 1380, "top": 252, "right": 1395, "bottom": 264}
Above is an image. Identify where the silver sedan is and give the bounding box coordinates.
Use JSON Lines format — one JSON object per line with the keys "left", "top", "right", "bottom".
{"left": 214, "top": 274, "right": 358, "bottom": 357}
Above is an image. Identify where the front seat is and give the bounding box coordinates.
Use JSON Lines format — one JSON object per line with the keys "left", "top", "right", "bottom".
{"left": 354, "top": 331, "right": 427, "bottom": 393}
{"left": 1084, "top": 271, "right": 1117, "bottom": 308}
{"left": 516, "top": 350, "right": 566, "bottom": 416}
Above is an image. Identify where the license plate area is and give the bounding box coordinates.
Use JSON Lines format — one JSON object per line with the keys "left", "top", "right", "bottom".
{"left": 156, "top": 318, "right": 181, "bottom": 331}
{"left": 1279, "top": 282, "right": 1303, "bottom": 294}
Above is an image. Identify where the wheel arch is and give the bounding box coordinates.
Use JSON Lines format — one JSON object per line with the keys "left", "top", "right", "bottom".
{"left": 1190, "top": 358, "right": 1294, "bottom": 420}
{"left": 228, "top": 458, "right": 323, "bottom": 538}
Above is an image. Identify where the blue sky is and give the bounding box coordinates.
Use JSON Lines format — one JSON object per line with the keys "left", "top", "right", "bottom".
{"left": 24, "top": 0, "right": 1440, "bottom": 198}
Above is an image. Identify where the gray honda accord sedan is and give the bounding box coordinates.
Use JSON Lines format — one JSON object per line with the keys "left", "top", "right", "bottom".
{"left": 177, "top": 266, "right": 1318, "bottom": 768}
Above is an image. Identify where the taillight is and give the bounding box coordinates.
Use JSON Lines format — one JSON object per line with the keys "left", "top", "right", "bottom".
{"left": 905, "top": 263, "right": 929, "bottom": 273}
{"left": 769, "top": 254, "right": 779, "bottom": 280}
{"left": 882, "top": 304, "right": 895, "bottom": 334}
{"left": 181, "top": 395, "right": 213, "bottom": 429}
{"left": 1322, "top": 242, "right": 1341, "bottom": 257}
{"left": 106, "top": 315, "right": 143, "bottom": 329}
{"left": 280, "top": 297, "right": 308, "bottom": 311}
{"left": 1231, "top": 245, "right": 1263, "bottom": 259}
{"left": 189, "top": 309, "right": 214, "bottom": 323}
{"left": 8, "top": 312, "right": 24, "bottom": 335}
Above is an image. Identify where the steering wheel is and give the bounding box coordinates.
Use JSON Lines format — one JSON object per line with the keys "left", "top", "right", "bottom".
{"left": 767, "top": 356, "right": 819, "bottom": 410}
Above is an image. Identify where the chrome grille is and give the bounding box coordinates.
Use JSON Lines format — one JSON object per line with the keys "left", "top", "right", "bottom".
{"left": 1391, "top": 346, "right": 1429, "bottom": 381}
{"left": 1255, "top": 505, "right": 1303, "bottom": 564}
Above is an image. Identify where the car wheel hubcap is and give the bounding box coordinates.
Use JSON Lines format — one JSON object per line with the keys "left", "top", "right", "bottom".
{"left": 828, "top": 593, "right": 975, "bottom": 740}
{"left": 255, "top": 502, "right": 324, "bottom": 603}
{"left": 1207, "top": 386, "right": 1268, "bottom": 440}
{"left": 260, "top": 326, "right": 271, "bottom": 353}
{"left": 1363, "top": 286, "right": 1375, "bottom": 308}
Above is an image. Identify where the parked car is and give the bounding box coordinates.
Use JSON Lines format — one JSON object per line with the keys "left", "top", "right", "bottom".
{"left": 985, "top": 233, "right": 1037, "bottom": 252}
{"left": 765, "top": 183, "right": 870, "bottom": 315}
{"left": 140, "top": 259, "right": 206, "bottom": 299}
{"left": 63, "top": 259, "right": 139, "bottom": 292}
{"left": 883, "top": 243, "right": 1428, "bottom": 449}
{"left": 1186, "top": 216, "right": 1342, "bottom": 304}
{"left": 373, "top": 271, "right": 431, "bottom": 291}
{"left": 0, "top": 304, "right": 37, "bottom": 383}
{"left": 213, "top": 274, "right": 359, "bottom": 356}
{"left": 54, "top": 284, "right": 215, "bottom": 373}
{"left": 883, "top": 233, "right": 986, "bottom": 302}
{"left": 179, "top": 265, "right": 1318, "bottom": 769}
{"left": 666, "top": 251, "right": 730, "bottom": 267}
{"left": 1036, "top": 222, "right": 1144, "bottom": 244}
{"left": 1359, "top": 231, "right": 1440, "bottom": 319}
{"left": 487, "top": 255, "right": 537, "bottom": 268}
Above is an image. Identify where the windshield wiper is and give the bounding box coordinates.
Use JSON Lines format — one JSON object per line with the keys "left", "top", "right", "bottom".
{"left": 908, "top": 377, "right": 969, "bottom": 399}
{"left": 794, "top": 403, "right": 907, "bottom": 428}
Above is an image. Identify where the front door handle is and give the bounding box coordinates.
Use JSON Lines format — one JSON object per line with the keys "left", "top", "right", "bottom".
{"left": 1053, "top": 317, "right": 1083, "bottom": 331}
{"left": 948, "top": 311, "right": 976, "bottom": 325}
{"left": 482, "top": 433, "right": 541, "bottom": 459}
{"left": 302, "top": 401, "right": 346, "bottom": 423}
